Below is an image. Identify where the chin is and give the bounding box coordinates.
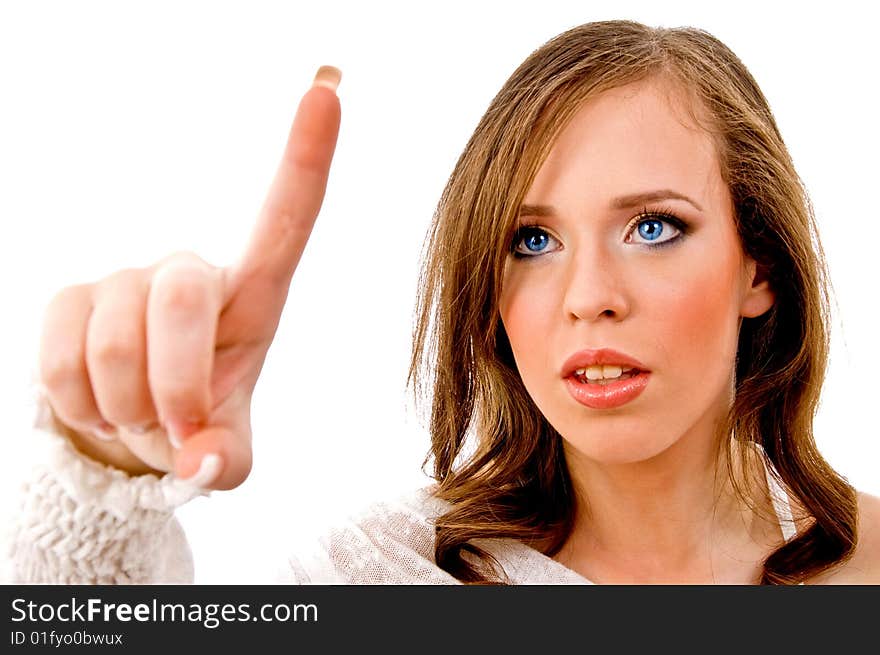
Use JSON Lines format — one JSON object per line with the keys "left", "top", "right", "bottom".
{"left": 551, "top": 408, "right": 689, "bottom": 466}
{"left": 560, "top": 431, "right": 680, "bottom": 466}
{"left": 546, "top": 380, "right": 731, "bottom": 468}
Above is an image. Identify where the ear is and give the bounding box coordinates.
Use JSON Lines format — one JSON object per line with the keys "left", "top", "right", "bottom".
{"left": 739, "top": 257, "right": 775, "bottom": 318}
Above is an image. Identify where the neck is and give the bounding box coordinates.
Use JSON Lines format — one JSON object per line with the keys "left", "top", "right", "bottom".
{"left": 556, "top": 421, "right": 779, "bottom": 584}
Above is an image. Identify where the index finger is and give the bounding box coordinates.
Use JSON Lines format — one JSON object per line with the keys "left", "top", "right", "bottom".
{"left": 230, "top": 66, "right": 342, "bottom": 292}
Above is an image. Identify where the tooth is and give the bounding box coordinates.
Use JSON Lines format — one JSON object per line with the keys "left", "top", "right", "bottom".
{"left": 575, "top": 368, "right": 586, "bottom": 376}
{"left": 602, "top": 365, "right": 622, "bottom": 379}
{"left": 585, "top": 365, "right": 603, "bottom": 381}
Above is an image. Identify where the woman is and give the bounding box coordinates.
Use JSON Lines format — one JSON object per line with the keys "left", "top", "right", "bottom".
{"left": 7, "top": 20, "right": 879, "bottom": 584}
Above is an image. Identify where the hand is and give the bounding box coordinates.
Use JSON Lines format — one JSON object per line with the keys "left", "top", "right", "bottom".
{"left": 37, "top": 66, "right": 342, "bottom": 490}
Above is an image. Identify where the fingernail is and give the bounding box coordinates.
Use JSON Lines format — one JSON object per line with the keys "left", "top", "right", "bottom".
{"left": 93, "top": 422, "right": 116, "bottom": 442}
{"left": 179, "top": 453, "right": 223, "bottom": 488}
{"left": 165, "top": 418, "right": 200, "bottom": 450}
{"left": 167, "top": 430, "right": 183, "bottom": 450}
{"left": 313, "top": 65, "right": 341, "bottom": 92}
{"left": 128, "top": 421, "right": 159, "bottom": 435}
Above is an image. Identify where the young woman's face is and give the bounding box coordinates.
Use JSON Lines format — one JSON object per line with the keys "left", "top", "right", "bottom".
{"left": 499, "top": 79, "right": 774, "bottom": 465}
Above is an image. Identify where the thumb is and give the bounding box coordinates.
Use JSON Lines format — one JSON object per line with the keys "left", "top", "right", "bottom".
{"left": 174, "top": 424, "right": 253, "bottom": 490}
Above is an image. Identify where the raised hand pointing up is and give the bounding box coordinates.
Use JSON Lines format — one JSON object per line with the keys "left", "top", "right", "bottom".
{"left": 37, "top": 67, "right": 343, "bottom": 490}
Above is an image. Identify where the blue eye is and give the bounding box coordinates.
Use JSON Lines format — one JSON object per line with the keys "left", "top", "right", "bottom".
{"left": 626, "top": 214, "right": 684, "bottom": 247}
{"left": 638, "top": 220, "right": 663, "bottom": 240}
{"left": 512, "top": 226, "right": 559, "bottom": 257}
{"left": 511, "top": 212, "right": 688, "bottom": 258}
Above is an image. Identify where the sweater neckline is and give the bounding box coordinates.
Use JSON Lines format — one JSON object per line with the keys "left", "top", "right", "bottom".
{"left": 489, "top": 452, "right": 797, "bottom": 585}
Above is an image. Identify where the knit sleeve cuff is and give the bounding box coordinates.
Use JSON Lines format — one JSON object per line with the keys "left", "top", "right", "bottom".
{"left": 3, "top": 386, "right": 202, "bottom": 583}
{"left": 30, "top": 386, "right": 208, "bottom": 519}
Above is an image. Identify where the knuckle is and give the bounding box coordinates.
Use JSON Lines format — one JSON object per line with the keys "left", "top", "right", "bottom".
{"left": 39, "top": 352, "right": 83, "bottom": 390}
{"left": 89, "top": 331, "right": 141, "bottom": 367}
{"left": 40, "top": 286, "right": 92, "bottom": 386}
{"left": 154, "top": 278, "right": 209, "bottom": 313}
{"left": 44, "top": 284, "right": 91, "bottom": 322}
{"left": 48, "top": 282, "right": 91, "bottom": 305}
{"left": 98, "top": 267, "right": 148, "bottom": 293}
{"left": 45, "top": 287, "right": 70, "bottom": 313}
{"left": 151, "top": 260, "right": 216, "bottom": 313}
{"left": 162, "top": 250, "right": 210, "bottom": 269}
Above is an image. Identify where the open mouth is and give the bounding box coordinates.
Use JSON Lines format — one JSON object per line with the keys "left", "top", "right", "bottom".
{"left": 564, "top": 367, "right": 651, "bottom": 409}
{"left": 571, "top": 365, "right": 642, "bottom": 386}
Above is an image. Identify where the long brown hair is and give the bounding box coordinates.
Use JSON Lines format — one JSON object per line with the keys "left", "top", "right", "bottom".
{"left": 408, "top": 20, "right": 857, "bottom": 584}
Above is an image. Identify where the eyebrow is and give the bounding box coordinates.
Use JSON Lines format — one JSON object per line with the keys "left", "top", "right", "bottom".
{"left": 519, "top": 189, "right": 704, "bottom": 217}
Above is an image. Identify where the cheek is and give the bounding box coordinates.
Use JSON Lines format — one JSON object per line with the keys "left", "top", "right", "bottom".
{"left": 647, "top": 253, "right": 743, "bottom": 380}
{"left": 499, "top": 245, "right": 745, "bottom": 389}
{"left": 499, "top": 268, "right": 559, "bottom": 367}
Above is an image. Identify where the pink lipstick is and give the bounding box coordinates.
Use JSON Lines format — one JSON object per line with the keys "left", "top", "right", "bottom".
{"left": 561, "top": 348, "right": 651, "bottom": 410}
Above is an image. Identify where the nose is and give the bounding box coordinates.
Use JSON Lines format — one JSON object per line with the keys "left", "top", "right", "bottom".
{"left": 561, "top": 247, "right": 631, "bottom": 322}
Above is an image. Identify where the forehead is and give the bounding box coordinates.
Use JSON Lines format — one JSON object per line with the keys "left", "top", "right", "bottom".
{"left": 526, "top": 79, "right": 726, "bottom": 208}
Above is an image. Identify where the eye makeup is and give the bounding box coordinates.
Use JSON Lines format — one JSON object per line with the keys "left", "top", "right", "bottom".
{"left": 622, "top": 206, "right": 691, "bottom": 250}
{"left": 510, "top": 206, "right": 692, "bottom": 258}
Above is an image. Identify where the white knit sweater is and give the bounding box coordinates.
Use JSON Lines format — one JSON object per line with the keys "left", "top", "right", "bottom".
{"left": 4, "top": 385, "right": 800, "bottom": 585}
{"left": 2, "top": 394, "right": 593, "bottom": 585}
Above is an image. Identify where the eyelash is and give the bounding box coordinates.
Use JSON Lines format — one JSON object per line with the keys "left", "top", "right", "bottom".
{"left": 510, "top": 207, "right": 690, "bottom": 259}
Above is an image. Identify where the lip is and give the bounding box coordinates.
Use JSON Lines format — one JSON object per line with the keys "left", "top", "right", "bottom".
{"left": 561, "top": 348, "right": 651, "bottom": 410}
{"left": 564, "top": 373, "right": 650, "bottom": 410}
{"left": 560, "top": 348, "right": 650, "bottom": 378}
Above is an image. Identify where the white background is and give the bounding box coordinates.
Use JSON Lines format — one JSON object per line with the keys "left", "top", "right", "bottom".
{"left": 0, "top": 0, "right": 877, "bottom": 582}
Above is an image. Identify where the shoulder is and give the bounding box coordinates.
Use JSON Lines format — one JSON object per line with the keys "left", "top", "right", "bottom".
{"left": 811, "top": 490, "right": 880, "bottom": 584}
{"left": 852, "top": 491, "right": 880, "bottom": 580}
{"left": 288, "top": 484, "right": 460, "bottom": 584}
